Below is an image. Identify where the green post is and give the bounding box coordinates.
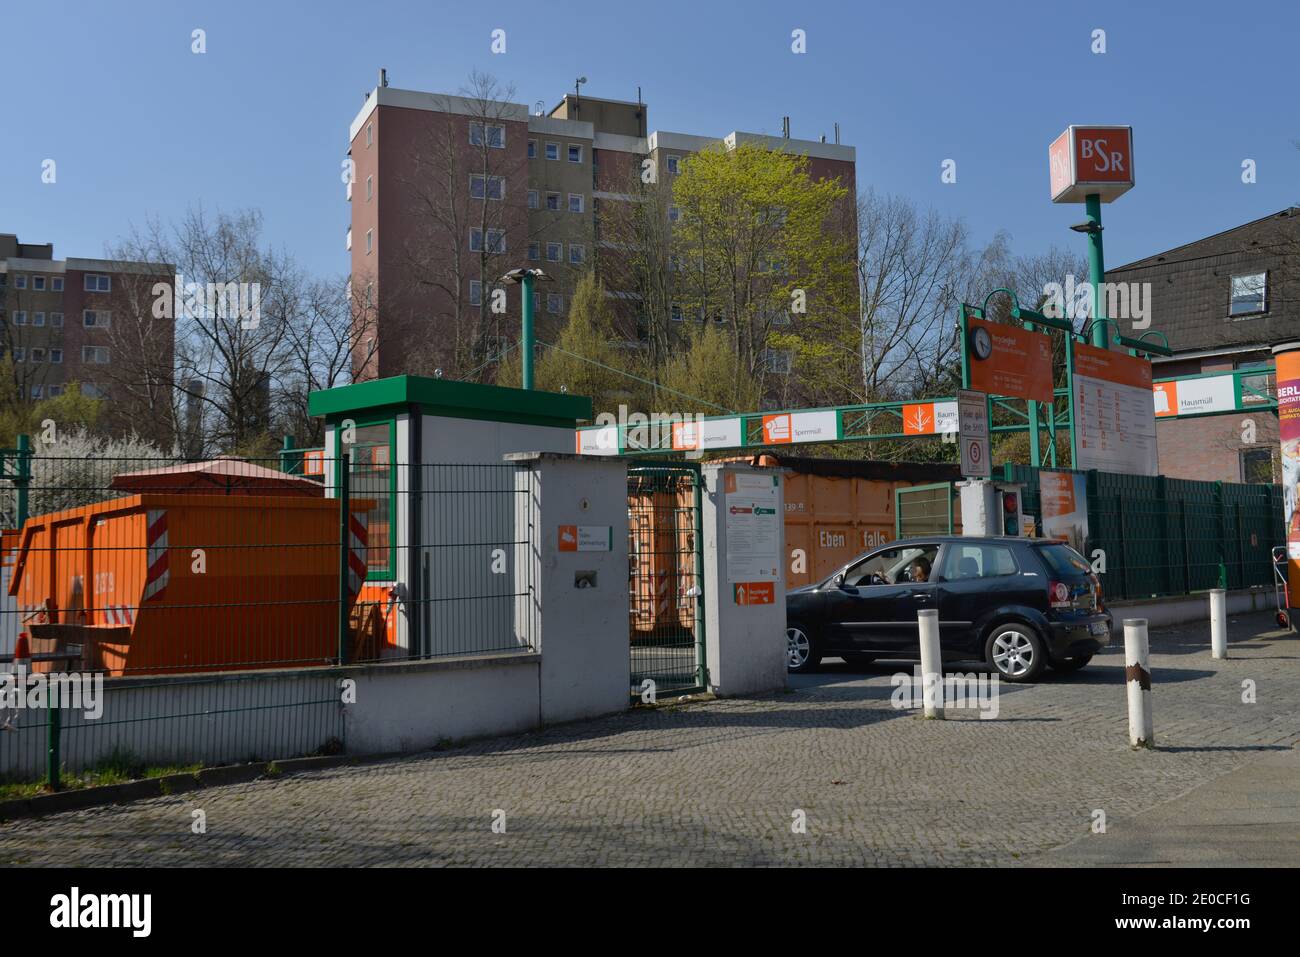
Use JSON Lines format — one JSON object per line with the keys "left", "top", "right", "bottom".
{"left": 338, "top": 452, "right": 352, "bottom": 665}
{"left": 1085, "top": 193, "right": 1109, "bottom": 350}
{"left": 521, "top": 273, "right": 535, "bottom": 390}
{"left": 1025, "top": 319, "right": 1041, "bottom": 467}
{"left": 280, "top": 435, "right": 296, "bottom": 474}
{"left": 15, "top": 433, "right": 31, "bottom": 527}
{"left": 47, "top": 702, "right": 61, "bottom": 791}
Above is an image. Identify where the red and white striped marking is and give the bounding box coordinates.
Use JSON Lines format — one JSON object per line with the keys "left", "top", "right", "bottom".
{"left": 143, "top": 509, "right": 169, "bottom": 602}
{"left": 347, "top": 512, "right": 368, "bottom": 599}
{"left": 103, "top": 605, "right": 135, "bottom": 626}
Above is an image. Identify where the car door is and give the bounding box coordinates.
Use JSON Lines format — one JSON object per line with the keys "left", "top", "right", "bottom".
{"left": 933, "top": 541, "right": 1030, "bottom": 655}
{"left": 824, "top": 545, "right": 939, "bottom": 653}
{"left": 871, "top": 544, "right": 941, "bottom": 655}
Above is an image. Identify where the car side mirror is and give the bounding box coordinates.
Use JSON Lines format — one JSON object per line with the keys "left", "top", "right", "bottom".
{"left": 833, "top": 573, "right": 848, "bottom": 590}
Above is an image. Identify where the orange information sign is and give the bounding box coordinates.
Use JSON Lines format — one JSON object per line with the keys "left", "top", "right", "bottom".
{"left": 966, "top": 316, "right": 1054, "bottom": 404}
{"left": 733, "top": 582, "right": 775, "bottom": 605}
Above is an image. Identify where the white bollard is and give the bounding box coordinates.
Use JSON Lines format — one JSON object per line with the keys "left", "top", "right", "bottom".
{"left": 1123, "top": 618, "right": 1153, "bottom": 749}
{"left": 917, "top": 608, "right": 944, "bottom": 719}
{"left": 1209, "top": 588, "right": 1228, "bottom": 660}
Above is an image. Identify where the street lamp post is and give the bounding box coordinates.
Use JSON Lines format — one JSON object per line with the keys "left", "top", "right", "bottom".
{"left": 1071, "top": 198, "right": 1108, "bottom": 350}
{"left": 500, "top": 267, "right": 552, "bottom": 390}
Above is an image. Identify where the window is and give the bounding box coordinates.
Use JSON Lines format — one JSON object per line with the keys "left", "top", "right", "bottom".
{"left": 83, "top": 346, "right": 111, "bottom": 363}
{"left": 50, "top": 349, "right": 62, "bottom": 364}
{"left": 533, "top": 291, "right": 541, "bottom": 311}
{"left": 82, "top": 383, "right": 107, "bottom": 399}
{"left": 339, "top": 421, "right": 395, "bottom": 579}
{"left": 32, "top": 276, "right": 46, "bottom": 291}
{"left": 51, "top": 277, "right": 63, "bottom": 292}
{"left": 668, "top": 205, "right": 680, "bottom": 223}
{"left": 47, "top": 385, "right": 64, "bottom": 398}
{"left": 1241, "top": 448, "right": 1274, "bottom": 484}
{"left": 33, "top": 312, "right": 45, "bottom": 327}
{"left": 527, "top": 189, "right": 539, "bottom": 210}
{"left": 545, "top": 142, "right": 560, "bottom": 161}
{"left": 366, "top": 175, "right": 373, "bottom": 201}
{"left": 546, "top": 242, "right": 562, "bottom": 262}
{"left": 84, "top": 274, "right": 111, "bottom": 292}
{"left": 30, "top": 385, "right": 42, "bottom": 400}
{"left": 569, "top": 244, "right": 586, "bottom": 265}
{"left": 762, "top": 348, "right": 792, "bottom": 374}
{"left": 568, "top": 144, "right": 583, "bottom": 164}
{"left": 844, "top": 545, "right": 939, "bottom": 587}
{"left": 84, "top": 310, "right": 111, "bottom": 328}
{"left": 528, "top": 139, "right": 537, "bottom": 159}
{"left": 1229, "top": 273, "right": 1267, "bottom": 317}
{"left": 366, "top": 122, "right": 373, "bottom": 147}
{"left": 470, "top": 228, "right": 506, "bottom": 253}
{"left": 527, "top": 242, "right": 540, "bottom": 262}
{"left": 12, "top": 348, "right": 23, "bottom": 362}
{"left": 50, "top": 312, "right": 63, "bottom": 327}
{"left": 940, "top": 543, "right": 1019, "bottom": 580}
{"left": 671, "top": 304, "right": 684, "bottom": 322}
{"left": 30, "top": 348, "right": 45, "bottom": 363}
{"left": 666, "top": 155, "right": 680, "bottom": 174}
{"left": 568, "top": 193, "right": 584, "bottom": 213}
{"left": 546, "top": 192, "right": 560, "bottom": 211}
{"left": 546, "top": 293, "right": 562, "bottom": 314}
{"left": 13, "top": 275, "right": 26, "bottom": 290}
{"left": 13, "top": 311, "right": 26, "bottom": 326}
{"left": 469, "top": 123, "right": 505, "bottom": 148}
{"left": 1237, "top": 358, "right": 1275, "bottom": 405}
{"left": 471, "top": 174, "right": 505, "bottom": 200}
{"left": 469, "top": 280, "right": 483, "bottom": 306}
{"left": 365, "top": 228, "right": 373, "bottom": 254}
{"left": 669, "top": 254, "right": 681, "bottom": 272}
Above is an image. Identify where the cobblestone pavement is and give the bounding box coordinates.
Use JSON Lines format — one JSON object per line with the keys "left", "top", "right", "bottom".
{"left": 2, "top": 612, "right": 1297, "bottom": 867}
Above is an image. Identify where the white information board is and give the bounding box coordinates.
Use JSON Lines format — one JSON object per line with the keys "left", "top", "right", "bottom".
{"left": 724, "top": 472, "right": 781, "bottom": 583}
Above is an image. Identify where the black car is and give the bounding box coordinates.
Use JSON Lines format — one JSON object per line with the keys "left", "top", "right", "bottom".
{"left": 785, "top": 535, "right": 1111, "bottom": 682}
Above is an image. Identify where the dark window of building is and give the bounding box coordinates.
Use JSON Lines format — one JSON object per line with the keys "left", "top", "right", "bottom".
{"left": 1241, "top": 448, "right": 1274, "bottom": 484}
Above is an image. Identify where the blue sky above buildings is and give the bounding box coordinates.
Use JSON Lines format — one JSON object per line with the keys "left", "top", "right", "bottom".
{"left": 4, "top": 0, "right": 1297, "bottom": 279}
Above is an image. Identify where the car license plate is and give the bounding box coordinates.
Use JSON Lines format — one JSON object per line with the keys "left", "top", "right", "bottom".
{"left": 1089, "top": 621, "right": 1108, "bottom": 636}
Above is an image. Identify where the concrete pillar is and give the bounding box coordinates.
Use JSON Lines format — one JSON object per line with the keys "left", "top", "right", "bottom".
{"left": 701, "top": 463, "right": 787, "bottom": 696}
{"left": 507, "top": 452, "right": 630, "bottom": 723}
{"left": 1209, "top": 588, "right": 1228, "bottom": 659}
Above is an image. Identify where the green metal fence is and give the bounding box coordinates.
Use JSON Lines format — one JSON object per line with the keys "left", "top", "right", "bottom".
{"left": 1006, "top": 464, "right": 1283, "bottom": 601}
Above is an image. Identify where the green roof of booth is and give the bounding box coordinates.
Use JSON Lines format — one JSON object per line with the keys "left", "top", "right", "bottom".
{"left": 308, "top": 375, "right": 593, "bottom": 429}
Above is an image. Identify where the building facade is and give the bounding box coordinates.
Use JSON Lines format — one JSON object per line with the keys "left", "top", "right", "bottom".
{"left": 1106, "top": 207, "right": 1299, "bottom": 484}
{"left": 345, "top": 79, "right": 856, "bottom": 383}
{"left": 0, "top": 233, "right": 175, "bottom": 439}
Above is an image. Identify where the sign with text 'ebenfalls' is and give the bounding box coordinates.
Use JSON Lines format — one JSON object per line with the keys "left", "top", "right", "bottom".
{"left": 1049, "top": 125, "right": 1134, "bottom": 203}
{"left": 957, "top": 389, "right": 991, "bottom": 478}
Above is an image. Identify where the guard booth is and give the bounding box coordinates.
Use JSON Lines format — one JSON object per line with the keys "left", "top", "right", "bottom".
{"left": 307, "top": 375, "right": 592, "bottom": 660}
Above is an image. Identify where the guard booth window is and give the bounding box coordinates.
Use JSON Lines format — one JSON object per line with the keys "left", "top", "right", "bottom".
{"left": 345, "top": 422, "right": 394, "bottom": 578}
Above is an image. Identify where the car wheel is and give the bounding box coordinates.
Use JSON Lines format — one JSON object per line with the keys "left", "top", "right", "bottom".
{"left": 840, "top": 653, "right": 875, "bottom": 670}
{"left": 786, "top": 624, "right": 822, "bottom": 673}
{"left": 1049, "top": 654, "right": 1093, "bottom": 673}
{"left": 985, "top": 622, "right": 1046, "bottom": 683}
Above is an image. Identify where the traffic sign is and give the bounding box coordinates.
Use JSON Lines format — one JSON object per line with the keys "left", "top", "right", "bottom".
{"left": 958, "top": 389, "right": 991, "bottom": 478}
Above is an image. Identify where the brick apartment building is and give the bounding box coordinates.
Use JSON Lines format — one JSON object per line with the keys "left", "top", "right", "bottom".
{"left": 1106, "top": 207, "right": 1299, "bottom": 484}
{"left": 0, "top": 232, "right": 175, "bottom": 438}
{"left": 345, "top": 76, "right": 856, "bottom": 383}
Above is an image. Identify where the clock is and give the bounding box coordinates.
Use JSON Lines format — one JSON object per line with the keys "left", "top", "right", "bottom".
{"left": 969, "top": 326, "right": 993, "bottom": 360}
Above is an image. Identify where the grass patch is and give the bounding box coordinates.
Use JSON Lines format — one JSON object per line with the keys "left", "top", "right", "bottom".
{"left": 0, "top": 748, "right": 202, "bottom": 801}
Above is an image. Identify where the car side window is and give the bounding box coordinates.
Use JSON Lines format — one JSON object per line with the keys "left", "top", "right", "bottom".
{"left": 939, "top": 543, "right": 1019, "bottom": 581}
{"left": 844, "top": 545, "right": 937, "bottom": 587}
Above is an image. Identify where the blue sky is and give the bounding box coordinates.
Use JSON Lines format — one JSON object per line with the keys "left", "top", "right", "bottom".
{"left": 4, "top": 0, "right": 1297, "bottom": 279}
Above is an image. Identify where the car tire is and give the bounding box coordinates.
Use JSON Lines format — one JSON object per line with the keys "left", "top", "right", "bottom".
{"left": 984, "top": 621, "right": 1046, "bottom": 683}
{"left": 786, "top": 623, "right": 822, "bottom": 673}
{"left": 1049, "top": 654, "right": 1094, "bottom": 673}
{"left": 840, "top": 653, "right": 875, "bottom": 670}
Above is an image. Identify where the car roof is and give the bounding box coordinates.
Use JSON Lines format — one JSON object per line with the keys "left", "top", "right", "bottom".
{"left": 891, "top": 535, "right": 1057, "bottom": 546}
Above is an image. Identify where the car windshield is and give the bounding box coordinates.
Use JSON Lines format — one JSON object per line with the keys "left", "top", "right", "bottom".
{"left": 1036, "top": 542, "right": 1091, "bottom": 577}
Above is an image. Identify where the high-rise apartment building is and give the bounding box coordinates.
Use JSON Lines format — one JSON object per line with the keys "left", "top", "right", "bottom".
{"left": 346, "top": 77, "right": 856, "bottom": 382}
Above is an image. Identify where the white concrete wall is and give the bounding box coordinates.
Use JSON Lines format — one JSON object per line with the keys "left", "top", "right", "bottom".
{"left": 510, "top": 453, "right": 630, "bottom": 724}
{"left": 702, "top": 464, "right": 788, "bottom": 697}
{"left": 1109, "top": 587, "right": 1277, "bottom": 634}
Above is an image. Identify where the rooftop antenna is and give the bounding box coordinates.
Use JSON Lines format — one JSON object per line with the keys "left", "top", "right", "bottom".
{"left": 637, "top": 86, "right": 645, "bottom": 137}
{"left": 834, "top": 122, "right": 840, "bottom": 145}
{"left": 379, "top": 68, "right": 388, "bottom": 88}
{"left": 535, "top": 100, "right": 545, "bottom": 116}
{"left": 782, "top": 116, "right": 790, "bottom": 138}
{"left": 574, "top": 76, "right": 587, "bottom": 112}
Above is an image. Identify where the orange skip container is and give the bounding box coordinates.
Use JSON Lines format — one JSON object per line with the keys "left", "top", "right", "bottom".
{"left": 8, "top": 493, "right": 370, "bottom": 676}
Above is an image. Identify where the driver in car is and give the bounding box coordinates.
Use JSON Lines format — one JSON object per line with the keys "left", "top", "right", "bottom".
{"left": 908, "top": 556, "right": 931, "bottom": 583}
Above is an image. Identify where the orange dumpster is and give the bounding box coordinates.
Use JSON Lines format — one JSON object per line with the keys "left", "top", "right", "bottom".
{"left": 8, "top": 493, "right": 370, "bottom": 676}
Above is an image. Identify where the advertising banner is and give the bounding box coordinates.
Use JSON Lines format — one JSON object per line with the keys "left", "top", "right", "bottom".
{"left": 1274, "top": 343, "right": 1300, "bottom": 605}
{"left": 1072, "top": 342, "right": 1159, "bottom": 476}
{"left": 1040, "top": 470, "right": 1090, "bottom": 556}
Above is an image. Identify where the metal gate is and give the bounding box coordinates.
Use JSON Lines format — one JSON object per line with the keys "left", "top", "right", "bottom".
{"left": 627, "top": 464, "right": 706, "bottom": 699}
{"left": 895, "top": 483, "right": 955, "bottom": 538}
